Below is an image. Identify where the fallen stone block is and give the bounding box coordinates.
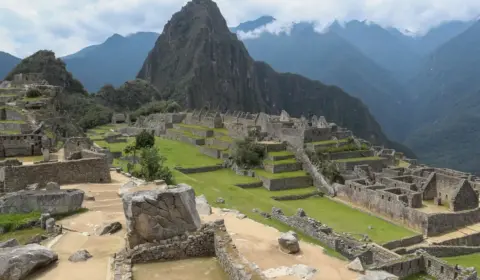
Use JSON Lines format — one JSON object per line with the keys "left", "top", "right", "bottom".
{"left": 68, "top": 249, "right": 92, "bottom": 262}
{"left": 0, "top": 244, "right": 58, "bottom": 280}
{"left": 0, "top": 189, "right": 84, "bottom": 215}
{"left": 347, "top": 257, "right": 365, "bottom": 272}
{"left": 45, "top": 218, "right": 55, "bottom": 234}
{"left": 195, "top": 195, "right": 212, "bottom": 215}
{"left": 0, "top": 239, "right": 19, "bottom": 249}
{"left": 123, "top": 184, "right": 201, "bottom": 248}
{"left": 98, "top": 221, "right": 122, "bottom": 236}
{"left": 263, "top": 264, "right": 317, "bottom": 279}
{"left": 117, "top": 181, "right": 138, "bottom": 197}
{"left": 278, "top": 231, "right": 300, "bottom": 254}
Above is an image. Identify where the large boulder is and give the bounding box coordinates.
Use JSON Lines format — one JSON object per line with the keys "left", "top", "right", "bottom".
{"left": 0, "top": 239, "right": 19, "bottom": 249}
{"left": 68, "top": 249, "right": 92, "bottom": 262}
{"left": 0, "top": 189, "right": 84, "bottom": 215}
{"left": 117, "top": 181, "right": 138, "bottom": 197}
{"left": 0, "top": 244, "right": 58, "bottom": 280}
{"left": 195, "top": 195, "right": 212, "bottom": 215}
{"left": 123, "top": 184, "right": 201, "bottom": 248}
{"left": 278, "top": 231, "right": 300, "bottom": 254}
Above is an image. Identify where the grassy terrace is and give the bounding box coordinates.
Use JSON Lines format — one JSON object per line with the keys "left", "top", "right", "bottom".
{"left": 263, "top": 158, "right": 298, "bottom": 165}
{"left": 0, "top": 120, "right": 26, "bottom": 124}
{"left": 6, "top": 155, "right": 44, "bottom": 162}
{"left": 0, "top": 94, "right": 17, "bottom": 97}
{"left": 167, "top": 128, "right": 204, "bottom": 139}
{"left": 443, "top": 253, "right": 480, "bottom": 272}
{"left": 268, "top": 151, "right": 294, "bottom": 157}
{"left": 311, "top": 138, "right": 349, "bottom": 145}
{"left": 255, "top": 169, "right": 308, "bottom": 179}
{"left": 177, "top": 123, "right": 229, "bottom": 134}
{"left": 22, "top": 96, "right": 50, "bottom": 102}
{"left": 335, "top": 156, "right": 383, "bottom": 163}
{"left": 0, "top": 130, "right": 21, "bottom": 135}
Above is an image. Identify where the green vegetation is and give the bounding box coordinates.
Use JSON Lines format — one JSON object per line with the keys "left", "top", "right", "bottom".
{"left": 0, "top": 120, "right": 26, "bottom": 124}
{"left": 443, "top": 253, "right": 480, "bottom": 272}
{"left": 137, "top": 146, "right": 174, "bottom": 184}
{"left": 323, "top": 143, "right": 370, "bottom": 153}
{"left": 255, "top": 169, "right": 308, "bottom": 179}
{"left": 0, "top": 94, "right": 17, "bottom": 97}
{"left": 403, "top": 273, "right": 436, "bottom": 280}
{"left": 7, "top": 155, "right": 44, "bottom": 163}
{"left": 0, "top": 228, "right": 45, "bottom": 244}
{"left": 335, "top": 156, "right": 383, "bottom": 163}
{"left": 0, "top": 130, "right": 21, "bottom": 135}
{"left": 177, "top": 123, "right": 210, "bottom": 131}
{"left": 131, "top": 100, "right": 181, "bottom": 121}
{"left": 231, "top": 135, "right": 266, "bottom": 168}
{"left": 26, "top": 88, "right": 42, "bottom": 98}
{"left": 0, "top": 106, "right": 25, "bottom": 115}
{"left": 268, "top": 151, "right": 294, "bottom": 157}
{"left": 167, "top": 128, "right": 204, "bottom": 139}
{"left": 312, "top": 138, "right": 349, "bottom": 146}
{"left": 0, "top": 212, "right": 41, "bottom": 233}
{"left": 22, "top": 96, "right": 49, "bottom": 102}
{"left": 263, "top": 158, "right": 298, "bottom": 165}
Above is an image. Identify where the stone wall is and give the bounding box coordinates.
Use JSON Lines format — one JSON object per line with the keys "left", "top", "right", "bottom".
{"left": 258, "top": 175, "right": 312, "bottom": 191}
{"left": 174, "top": 165, "right": 223, "bottom": 174}
{"left": 434, "top": 232, "right": 480, "bottom": 247}
{"left": 2, "top": 158, "right": 111, "bottom": 192}
{"left": 263, "top": 162, "right": 302, "bottom": 174}
{"left": 271, "top": 191, "right": 323, "bottom": 201}
{"left": 404, "top": 246, "right": 480, "bottom": 258}
{"left": 382, "top": 234, "right": 424, "bottom": 250}
{"left": 423, "top": 252, "right": 477, "bottom": 280}
{"left": 328, "top": 150, "right": 374, "bottom": 161}
{"left": 164, "top": 130, "right": 205, "bottom": 146}
{"left": 206, "top": 138, "right": 232, "bottom": 150}
{"left": 64, "top": 137, "right": 92, "bottom": 160}
{"left": 336, "top": 158, "right": 387, "bottom": 172}
{"left": 0, "top": 134, "right": 42, "bottom": 158}
{"left": 0, "top": 189, "right": 84, "bottom": 214}
{"left": 200, "top": 146, "right": 223, "bottom": 159}
{"left": 4, "top": 108, "right": 25, "bottom": 121}
{"left": 235, "top": 182, "right": 263, "bottom": 189}
{"left": 427, "top": 208, "right": 480, "bottom": 236}
{"left": 375, "top": 255, "right": 424, "bottom": 279}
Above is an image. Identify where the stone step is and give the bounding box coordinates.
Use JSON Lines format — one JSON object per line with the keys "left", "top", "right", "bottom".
{"left": 263, "top": 160, "right": 302, "bottom": 174}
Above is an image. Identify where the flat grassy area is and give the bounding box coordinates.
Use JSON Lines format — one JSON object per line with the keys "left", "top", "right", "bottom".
{"left": 264, "top": 158, "right": 298, "bottom": 165}
{"left": 335, "top": 156, "right": 383, "bottom": 163}
{"left": 0, "top": 94, "right": 17, "bottom": 97}
{"left": 283, "top": 197, "right": 417, "bottom": 243}
{"left": 268, "top": 151, "right": 294, "bottom": 157}
{"left": 0, "top": 212, "right": 41, "bottom": 232}
{"left": 217, "top": 135, "right": 233, "bottom": 143}
{"left": 0, "top": 228, "right": 45, "bottom": 244}
{"left": 7, "top": 155, "right": 44, "bottom": 162}
{"left": 311, "top": 139, "right": 349, "bottom": 145}
{"left": 0, "top": 120, "right": 26, "bottom": 124}
{"left": 398, "top": 160, "right": 411, "bottom": 167}
{"left": 443, "top": 253, "right": 480, "bottom": 272}
{"left": 255, "top": 169, "right": 308, "bottom": 179}
{"left": 0, "top": 130, "right": 21, "bottom": 135}
{"left": 177, "top": 123, "right": 211, "bottom": 131}
{"left": 403, "top": 273, "right": 436, "bottom": 280}
{"left": 167, "top": 128, "right": 204, "bottom": 139}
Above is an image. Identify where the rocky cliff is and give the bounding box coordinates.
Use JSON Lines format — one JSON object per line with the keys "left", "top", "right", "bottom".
{"left": 137, "top": 0, "right": 412, "bottom": 153}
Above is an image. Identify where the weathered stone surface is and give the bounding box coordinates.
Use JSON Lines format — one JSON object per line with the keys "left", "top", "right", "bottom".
{"left": 45, "top": 182, "right": 60, "bottom": 191}
{"left": 195, "top": 195, "right": 212, "bottom": 215}
{"left": 67, "top": 151, "right": 82, "bottom": 160}
{"left": 26, "top": 234, "right": 48, "bottom": 245}
{"left": 0, "top": 239, "right": 19, "bottom": 249}
{"left": 263, "top": 264, "right": 317, "bottom": 279}
{"left": 0, "top": 244, "right": 58, "bottom": 280}
{"left": 26, "top": 183, "right": 40, "bottom": 191}
{"left": 45, "top": 218, "right": 55, "bottom": 234}
{"left": 40, "top": 213, "right": 51, "bottom": 229}
{"left": 123, "top": 184, "right": 201, "bottom": 248}
{"left": 278, "top": 231, "right": 300, "bottom": 254}
{"left": 117, "top": 181, "right": 137, "bottom": 197}
{"left": 358, "top": 270, "right": 399, "bottom": 280}
{"left": 236, "top": 213, "right": 247, "bottom": 220}
{"left": 98, "top": 222, "right": 122, "bottom": 236}
{"left": 84, "top": 194, "right": 95, "bottom": 201}
{"left": 68, "top": 249, "right": 92, "bottom": 262}
{"left": 0, "top": 189, "right": 84, "bottom": 214}
{"left": 347, "top": 257, "right": 365, "bottom": 272}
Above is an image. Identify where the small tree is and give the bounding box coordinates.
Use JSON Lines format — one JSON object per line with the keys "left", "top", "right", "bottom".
{"left": 138, "top": 147, "right": 174, "bottom": 184}
{"left": 135, "top": 130, "right": 155, "bottom": 150}
{"left": 231, "top": 137, "right": 265, "bottom": 168}
{"left": 123, "top": 144, "right": 136, "bottom": 173}
{"left": 26, "top": 88, "right": 42, "bottom": 98}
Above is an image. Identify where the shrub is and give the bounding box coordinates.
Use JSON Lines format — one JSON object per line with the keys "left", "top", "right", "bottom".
{"left": 135, "top": 130, "right": 155, "bottom": 150}
{"left": 26, "top": 88, "right": 42, "bottom": 98}
{"left": 231, "top": 136, "right": 265, "bottom": 168}
{"left": 137, "top": 147, "right": 174, "bottom": 184}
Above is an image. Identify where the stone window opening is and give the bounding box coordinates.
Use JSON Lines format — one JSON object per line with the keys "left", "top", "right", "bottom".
{"left": 400, "top": 263, "right": 403, "bottom": 270}
{"left": 428, "top": 260, "right": 431, "bottom": 267}
{"left": 441, "top": 266, "right": 444, "bottom": 273}
{"left": 409, "top": 262, "right": 412, "bottom": 269}
{"left": 382, "top": 195, "right": 385, "bottom": 199}
{"left": 388, "top": 197, "right": 392, "bottom": 202}
{"left": 454, "top": 272, "right": 458, "bottom": 279}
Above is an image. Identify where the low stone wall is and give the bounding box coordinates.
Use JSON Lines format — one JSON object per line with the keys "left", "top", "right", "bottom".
{"left": 206, "top": 138, "right": 232, "bottom": 150}
{"left": 258, "top": 175, "right": 312, "bottom": 191}
{"left": 375, "top": 254, "right": 424, "bottom": 279}
{"left": 404, "top": 245, "right": 480, "bottom": 258}
{"left": 164, "top": 131, "right": 205, "bottom": 146}
{"left": 266, "top": 153, "right": 294, "bottom": 161}
{"left": 382, "top": 234, "right": 424, "bottom": 250}
{"left": 336, "top": 158, "right": 387, "bottom": 172}
{"left": 271, "top": 191, "right": 323, "bottom": 201}
{"left": 64, "top": 137, "right": 92, "bottom": 160}
{"left": 0, "top": 189, "right": 84, "bottom": 214}
{"left": 328, "top": 150, "right": 374, "bottom": 161}
{"left": 0, "top": 122, "right": 23, "bottom": 132}
{"left": 235, "top": 182, "right": 263, "bottom": 189}
{"left": 435, "top": 232, "right": 480, "bottom": 247}
{"left": 270, "top": 207, "right": 374, "bottom": 265}
{"left": 128, "top": 223, "right": 216, "bottom": 263}
{"left": 200, "top": 146, "right": 224, "bottom": 159}
{"left": 175, "top": 165, "right": 224, "bottom": 174}
{"left": 263, "top": 162, "right": 302, "bottom": 174}
{"left": 423, "top": 252, "right": 477, "bottom": 280}
{"left": 427, "top": 208, "right": 480, "bottom": 237}
{"left": 117, "top": 127, "right": 144, "bottom": 136}
{"left": 174, "top": 124, "right": 214, "bottom": 138}
{"left": 2, "top": 157, "right": 111, "bottom": 192}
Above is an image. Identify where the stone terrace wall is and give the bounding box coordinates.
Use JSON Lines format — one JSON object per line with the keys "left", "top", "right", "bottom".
{"left": 328, "top": 150, "right": 375, "bottom": 161}
{"left": 427, "top": 208, "right": 480, "bottom": 237}
{"left": 404, "top": 246, "right": 480, "bottom": 258}
{"left": 423, "top": 252, "right": 477, "bottom": 280}
{"left": 382, "top": 234, "right": 424, "bottom": 250}
{"left": 375, "top": 255, "right": 424, "bottom": 279}
{"left": 64, "top": 137, "right": 92, "bottom": 160}
{"left": 336, "top": 158, "right": 387, "bottom": 172}
{"left": 259, "top": 175, "right": 312, "bottom": 191}
{"left": 2, "top": 158, "right": 111, "bottom": 192}
{"left": 174, "top": 165, "right": 223, "bottom": 174}
{"left": 435, "top": 232, "right": 480, "bottom": 247}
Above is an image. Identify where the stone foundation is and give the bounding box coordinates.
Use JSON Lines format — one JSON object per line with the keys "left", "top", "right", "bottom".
{"left": 0, "top": 189, "right": 84, "bottom": 214}
{"left": 175, "top": 165, "right": 224, "bottom": 174}
{"left": 263, "top": 162, "right": 302, "bottom": 173}
{"left": 258, "top": 175, "right": 312, "bottom": 191}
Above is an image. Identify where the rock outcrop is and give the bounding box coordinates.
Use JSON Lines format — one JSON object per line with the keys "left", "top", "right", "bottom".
{"left": 0, "top": 189, "right": 84, "bottom": 214}
{"left": 195, "top": 195, "right": 212, "bottom": 215}
{"left": 0, "top": 239, "right": 19, "bottom": 249}
{"left": 0, "top": 244, "right": 58, "bottom": 280}
{"left": 278, "top": 231, "right": 300, "bottom": 254}
{"left": 68, "top": 249, "right": 92, "bottom": 262}
{"left": 122, "top": 184, "right": 201, "bottom": 248}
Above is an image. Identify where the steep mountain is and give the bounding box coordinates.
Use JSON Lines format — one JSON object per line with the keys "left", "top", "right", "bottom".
{"left": 6, "top": 51, "right": 112, "bottom": 133}
{"left": 0, "top": 51, "right": 21, "bottom": 80}
{"left": 63, "top": 32, "right": 159, "bottom": 92}
{"left": 235, "top": 21, "right": 411, "bottom": 141}
{"left": 328, "top": 20, "right": 421, "bottom": 83}
{"left": 137, "top": 0, "right": 414, "bottom": 156}
{"left": 404, "top": 20, "right": 480, "bottom": 173}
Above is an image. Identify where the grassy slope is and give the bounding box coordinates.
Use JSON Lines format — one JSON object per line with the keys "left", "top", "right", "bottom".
{"left": 443, "top": 253, "right": 480, "bottom": 272}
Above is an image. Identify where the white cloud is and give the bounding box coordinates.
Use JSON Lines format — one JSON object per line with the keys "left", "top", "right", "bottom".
{"left": 1, "top": 0, "right": 479, "bottom": 57}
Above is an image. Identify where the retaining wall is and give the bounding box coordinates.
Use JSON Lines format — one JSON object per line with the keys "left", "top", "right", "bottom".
{"left": 235, "top": 182, "right": 263, "bottom": 189}
{"left": 328, "top": 150, "right": 374, "bottom": 160}
{"left": 259, "top": 175, "right": 312, "bottom": 191}
{"left": 263, "top": 162, "right": 302, "bottom": 173}
{"left": 200, "top": 146, "right": 224, "bottom": 159}
{"left": 382, "top": 234, "right": 424, "bottom": 250}
{"left": 336, "top": 158, "right": 387, "bottom": 172}
{"left": 271, "top": 191, "right": 323, "bottom": 201}
{"left": 175, "top": 165, "right": 224, "bottom": 174}
{"left": 404, "top": 246, "right": 480, "bottom": 258}
{"left": 435, "top": 232, "right": 480, "bottom": 247}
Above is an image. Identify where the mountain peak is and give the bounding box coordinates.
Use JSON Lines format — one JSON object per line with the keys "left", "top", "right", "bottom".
{"left": 232, "top": 15, "right": 276, "bottom": 32}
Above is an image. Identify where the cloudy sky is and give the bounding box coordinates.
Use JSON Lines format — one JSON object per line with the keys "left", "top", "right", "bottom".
{"left": 1, "top": 0, "right": 479, "bottom": 58}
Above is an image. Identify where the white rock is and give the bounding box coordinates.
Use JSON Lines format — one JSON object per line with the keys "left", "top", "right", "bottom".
{"left": 195, "top": 195, "right": 212, "bottom": 215}
{"left": 347, "top": 257, "right": 365, "bottom": 272}
{"left": 236, "top": 213, "right": 247, "bottom": 219}
{"left": 263, "top": 264, "right": 317, "bottom": 279}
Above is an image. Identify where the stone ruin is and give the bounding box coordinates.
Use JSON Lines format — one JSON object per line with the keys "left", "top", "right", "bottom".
{"left": 115, "top": 184, "right": 266, "bottom": 280}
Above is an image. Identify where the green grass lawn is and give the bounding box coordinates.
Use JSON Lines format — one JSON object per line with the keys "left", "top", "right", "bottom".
{"left": 0, "top": 212, "right": 41, "bottom": 232}
{"left": 398, "top": 160, "right": 411, "bottom": 167}
{"left": 311, "top": 139, "right": 349, "bottom": 145}
{"left": 282, "top": 197, "right": 417, "bottom": 243}
{"left": 0, "top": 228, "right": 45, "bottom": 244}
{"left": 0, "top": 130, "right": 21, "bottom": 135}
{"left": 0, "top": 120, "right": 26, "bottom": 124}
{"left": 263, "top": 158, "right": 298, "bottom": 165}
{"left": 443, "top": 253, "right": 480, "bottom": 272}
{"left": 7, "top": 155, "right": 44, "bottom": 162}
{"left": 255, "top": 169, "right": 308, "bottom": 179}
{"left": 268, "top": 151, "right": 294, "bottom": 157}
{"left": 335, "top": 156, "right": 383, "bottom": 163}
